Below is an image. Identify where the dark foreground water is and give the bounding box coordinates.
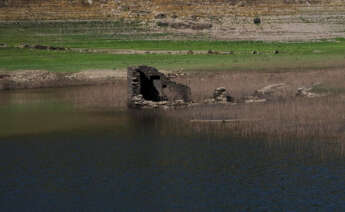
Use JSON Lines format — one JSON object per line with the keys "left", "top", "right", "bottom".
{"left": 0, "top": 86, "right": 344, "bottom": 212}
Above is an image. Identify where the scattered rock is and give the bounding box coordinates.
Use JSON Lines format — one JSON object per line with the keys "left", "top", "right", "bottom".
{"left": 130, "top": 94, "right": 190, "bottom": 109}
{"left": 241, "top": 83, "right": 290, "bottom": 102}
{"left": 204, "top": 87, "right": 234, "bottom": 104}
{"left": 254, "top": 83, "right": 289, "bottom": 99}
{"left": 0, "top": 43, "right": 7, "bottom": 48}
{"left": 167, "top": 71, "right": 185, "bottom": 79}
{"left": 190, "top": 15, "right": 200, "bottom": 21}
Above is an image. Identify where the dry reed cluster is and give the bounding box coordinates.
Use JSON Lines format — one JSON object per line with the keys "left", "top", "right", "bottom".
{"left": 170, "top": 69, "right": 345, "bottom": 142}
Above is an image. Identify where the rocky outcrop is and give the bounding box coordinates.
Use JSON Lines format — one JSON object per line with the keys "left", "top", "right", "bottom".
{"left": 254, "top": 83, "right": 289, "bottom": 99}
{"left": 127, "top": 66, "right": 191, "bottom": 109}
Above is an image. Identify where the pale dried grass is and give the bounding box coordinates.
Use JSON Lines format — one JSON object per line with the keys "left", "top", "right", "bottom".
{"left": 60, "top": 68, "right": 345, "bottom": 142}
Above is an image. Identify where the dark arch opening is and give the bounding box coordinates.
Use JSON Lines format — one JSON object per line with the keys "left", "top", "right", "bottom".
{"left": 139, "top": 72, "right": 161, "bottom": 101}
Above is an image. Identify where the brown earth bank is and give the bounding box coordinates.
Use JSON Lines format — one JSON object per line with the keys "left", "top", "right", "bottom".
{"left": 0, "top": 69, "right": 126, "bottom": 90}
{"left": 1, "top": 0, "right": 345, "bottom": 41}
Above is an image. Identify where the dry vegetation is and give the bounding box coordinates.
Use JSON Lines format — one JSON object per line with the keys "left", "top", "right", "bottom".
{"left": 168, "top": 69, "right": 345, "bottom": 142}
{"left": 1, "top": 67, "right": 344, "bottom": 142}
{"left": 14, "top": 68, "right": 343, "bottom": 142}
{"left": 169, "top": 96, "right": 345, "bottom": 142}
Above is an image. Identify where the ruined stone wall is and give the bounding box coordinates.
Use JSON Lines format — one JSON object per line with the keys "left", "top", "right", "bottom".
{"left": 127, "top": 66, "right": 191, "bottom": 108}
{"left": 0, "top": 0, "right": 345, "bottom": 21}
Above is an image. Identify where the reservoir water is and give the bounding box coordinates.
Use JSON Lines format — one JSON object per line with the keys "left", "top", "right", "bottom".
{"left": 0, "top": 86, "right": 344, "bottom": 211}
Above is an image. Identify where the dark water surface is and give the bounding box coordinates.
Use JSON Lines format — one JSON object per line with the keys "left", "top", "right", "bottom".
{"left": 0, "top": 87, "right": 344, "bottom": 211}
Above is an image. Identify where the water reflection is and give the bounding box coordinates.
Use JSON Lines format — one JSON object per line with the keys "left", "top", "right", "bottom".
{"left": 0, "top": 86, "right": 344, "bottom": 211}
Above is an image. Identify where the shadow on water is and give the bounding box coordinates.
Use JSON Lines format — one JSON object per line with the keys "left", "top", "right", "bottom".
{"left": 0, "top": 86, "right": 344, "bottom": 211}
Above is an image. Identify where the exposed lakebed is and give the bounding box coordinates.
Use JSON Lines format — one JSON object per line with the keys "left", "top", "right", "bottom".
{"left": 0, "top": 85, "right": 344, "bottom": 211}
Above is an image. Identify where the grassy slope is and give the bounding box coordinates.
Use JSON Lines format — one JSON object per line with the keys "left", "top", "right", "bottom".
{"left": 0, "top": 22, "right": 345, "bottom": 72}
{"left": 1, "top": 47, "right": 344, "bottom": 72}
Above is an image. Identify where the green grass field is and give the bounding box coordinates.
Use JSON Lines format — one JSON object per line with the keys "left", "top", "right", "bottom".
{"left": 1, "top": 47, "right": 345, "bottom": 72}
{"left": 1, "top": 21, "right": 345, "bottom": 72}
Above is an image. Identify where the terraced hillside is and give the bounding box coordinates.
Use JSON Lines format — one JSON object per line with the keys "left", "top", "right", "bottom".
{"left": 1, "top": 0, "right": 345, "bottom": 40}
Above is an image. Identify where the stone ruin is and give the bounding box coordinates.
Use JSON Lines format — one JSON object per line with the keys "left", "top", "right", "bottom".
{"left": 127, "top": 66, "right": 325, "bottom": 109}
{"left": 213, "top": 87, "right": 233, "bottom": 103}
{"left": 127, "top": 66, "right": 191, "bottom": 109}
